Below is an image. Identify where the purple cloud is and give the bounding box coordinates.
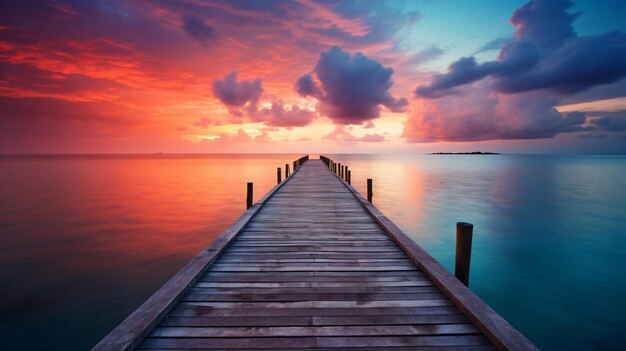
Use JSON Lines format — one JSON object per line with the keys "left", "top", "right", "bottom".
{"left": 212, "top": 71, "right": 263, "bottom": 116}
{"left": 253, "top": 101, "right": 316, "bottom": 127}
{"left": 415, "top": 0, "right": 626, "bottom": 98}
{"left": 213, "top": 72, "right": 316, "bottom": 127}
{"left": 182, "top": 15, "right": 214, "bottom": 42}
{"left": 296, "top": 46, "right": 407, "bottom": 125}
{"left": 324, "top": 126, "right": 386, "bottom": 143}
{"left": 405, "top": 83, "right": 589, "bottom": 142}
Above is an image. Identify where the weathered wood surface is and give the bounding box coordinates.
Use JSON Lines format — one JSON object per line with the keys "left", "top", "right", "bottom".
{"left": 97, "top": 159, "right": 536, "bottom": 350}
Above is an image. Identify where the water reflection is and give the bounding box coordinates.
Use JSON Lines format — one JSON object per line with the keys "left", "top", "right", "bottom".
{"left": 329, "top": 154, "right": 626, "bottom": 351}
{"left": 1, "top": 154, "right": 625, "bottom": 350}
{"left": 0, "top": 154, "right": 299, "bottom": 351}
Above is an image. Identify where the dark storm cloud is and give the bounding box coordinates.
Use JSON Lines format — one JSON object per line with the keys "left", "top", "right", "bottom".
{"left": 415, "top": 0, "right": 626, "bottom": 98}
{"left": 296, "top": 46, "right": 407, "bottom": 125}
{"left": 182, "top": 15, "right": 214, "bottom": 42}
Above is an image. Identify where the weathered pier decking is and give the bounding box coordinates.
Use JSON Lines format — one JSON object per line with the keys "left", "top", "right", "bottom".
{"left": 94, "top": 157, "right": 536, "bottom": 351}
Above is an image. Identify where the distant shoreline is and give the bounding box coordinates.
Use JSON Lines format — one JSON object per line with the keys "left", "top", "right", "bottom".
{"left": 431, "top": 152, "right": 499, "bottom": 155}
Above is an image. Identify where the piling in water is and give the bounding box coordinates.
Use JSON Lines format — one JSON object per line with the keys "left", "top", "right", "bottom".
{"left": 455, "top": 222, "right": 474, "bottom": 287}
{"left": 246, "top": 182, "right": 253, "bottom": 209}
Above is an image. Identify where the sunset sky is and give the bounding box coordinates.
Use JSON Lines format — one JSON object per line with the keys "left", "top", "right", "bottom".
{"left": 1, "top": 0, "right": 626, "bottom": 154}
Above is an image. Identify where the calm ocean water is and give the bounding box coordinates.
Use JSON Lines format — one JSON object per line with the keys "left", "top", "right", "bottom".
{"left": 1, "top": 154, "right": 625, "bottom": 350}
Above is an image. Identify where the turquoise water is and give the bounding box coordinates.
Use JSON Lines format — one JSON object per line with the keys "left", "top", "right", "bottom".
{"left": 1, "top": 154, "right": 625, "bottom": 350}
{"left": 330, "top": 154, "right": 626, "bottom": 351}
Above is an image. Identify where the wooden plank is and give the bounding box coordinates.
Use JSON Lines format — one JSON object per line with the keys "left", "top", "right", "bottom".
{"left": 187, "top": 286, "right": 439, "bottom": 295}
{"left": 195, "top": 281, "right": 433, "bottom": 288}
{"left": 160, "top": 314, "right": 468, "bottom": 327}
{"left": 150, "top": 324, "right": 479, "bottom": 337}
{"left": 168, "top": 306, "right": 462, "bottom": 318}
{"left": 138, "top": 337, "right": 317, "bottom": 349}
{"left": 181, "top": 292, "right": 447, "bottom": 302}
{"left": 139, "top": 335, "right": 490, "bottom": 349}
{"left": 140, "top": 347, "right": 496, "bottom": 351}
{"left": 315, "top": 335, "right": 492, "bottom": 348}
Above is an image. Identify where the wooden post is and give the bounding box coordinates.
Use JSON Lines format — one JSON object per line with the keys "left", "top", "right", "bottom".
{"left": 285, "top": 164, "right": 290, "bottom": 177}
{"left": 246, "top": 182, "right": 253, "bottom": 209}
{"left": 455, "top": 222, "right": 474, "bottom": 287}
{"left": 367, "top": 178, "right": 373, "bottom": 203}
{"left": 345, "top": 166, "right": 349, "bottom": 181}
{"left": 277, "top": 167, "right": 281, "bottom": 184}
{"left": 293, "top": 161, "right": 297, "bottom": 172}
{"left": 347, "top": 170, "right": 351, "bottom": 184}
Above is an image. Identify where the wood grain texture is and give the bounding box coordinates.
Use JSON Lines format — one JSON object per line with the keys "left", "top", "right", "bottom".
{"left": 96, "top": 158, "right": 534, "bottom": 351}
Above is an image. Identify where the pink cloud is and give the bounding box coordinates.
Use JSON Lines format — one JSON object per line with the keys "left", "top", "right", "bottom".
{"left": 325, "top": 126, "right": 386, "bottom": 143}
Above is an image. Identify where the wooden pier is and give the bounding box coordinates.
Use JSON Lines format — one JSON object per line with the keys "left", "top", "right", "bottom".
{"left": 93, "top": 156, "right": 536, "bottom": 351}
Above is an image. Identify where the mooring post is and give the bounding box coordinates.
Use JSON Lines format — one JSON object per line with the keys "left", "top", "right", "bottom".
{"left": 347, "top": 170, "right": 351, "bottom": 184}
{"left": 277, "top": 167, "right": 281, "bottom": 184}
{"left": 246, "top": 182, "right": 253, "bottom": 209}
{"left": 345, "top": 166, "right": 349, "bottom": 181}
{"left": 285, "top": 163, "right": 290, "bottom": 177}
{"left": 367, "top": 178, "right": 373, "bottom": 203}
{"left": 455, "top": 222, "right": 474, "bottom": 287}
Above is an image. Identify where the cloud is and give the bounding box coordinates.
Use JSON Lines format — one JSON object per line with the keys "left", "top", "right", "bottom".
{"left": 409, "top": 47, "right": 444, "bottom": 67}
{"left": 405, "top": 82, "right": 588, "bottom": 142}
{"left": 182, "top": 14, "right": 215, "bottom": 42}
{"left": 296, "top": 46, "right": 407, "bottom": 125}
{"left": 590, "top": 111, "right": 626, "bottom": 132}
{"left": 253, "top": 101, "right": 315, "bottom": 127}
{"left": 213, "top": 71, "right": 316, "bottom": 127}
{"left": 0, "top": 96, "right": 139, "bottom": 152}
{"left": 193, "top": 117, "right": 211, "bottom": 128}
{"left": 474, "top": 37, "right": 513, "bottom": 54}
{"left": 415, "top": 0, "right": 626, "bottom": 98}
{"left": 324, "top": 125, "right": 386, "bottom": 143}
{"left": 212, "top": 71, "right": 263, "bottom": 116}
{"left": 406, "top": 0, "right": 626, "bottom": 143}
{"left": 304, "top": 1, "right": 420, "bottom": 46}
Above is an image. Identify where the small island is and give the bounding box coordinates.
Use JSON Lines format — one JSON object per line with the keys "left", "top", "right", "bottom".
{"left": 431, "top": 151, "right": 500, "bottom": 155}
